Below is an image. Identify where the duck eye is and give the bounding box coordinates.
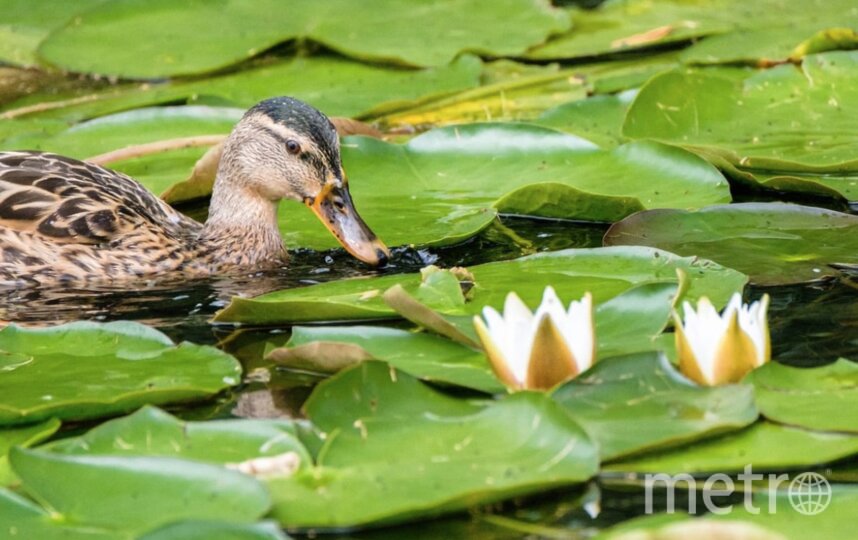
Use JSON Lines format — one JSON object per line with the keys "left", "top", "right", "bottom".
{"left": 286, "top": 140, "right": 301, "bottom": 154}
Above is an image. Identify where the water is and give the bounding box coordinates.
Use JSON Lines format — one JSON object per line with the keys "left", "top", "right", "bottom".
{"left": 6, "top": 214, "right": 857, "bottom": 537}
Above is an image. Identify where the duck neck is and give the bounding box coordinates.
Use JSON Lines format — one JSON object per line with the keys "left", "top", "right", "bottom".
{"left": 199, "top": 176, "right": 285, "bottom": 267}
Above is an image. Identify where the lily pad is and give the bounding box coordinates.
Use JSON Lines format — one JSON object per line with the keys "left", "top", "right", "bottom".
{"left": 0, "top": 418, "right": 60, "bottom": 486}
{"left": 271, "top": 326, "right": 502, "bottom": 393}
{"left": 603, "top": 203, "right": 858, "bottom": 285}
{"left": 10, "top": 447, "right": 271, "bottom": 534}
{"left": 214, "top": 246, "right": 747, "bottom": 324}
{"left": 624, "top": 52, "right": 858, "bottom": 196}
{"left": 553, "top": 352, "right": 759, "bottom": 460}
{"left": 525, "top": 0, "right": 733, "bottom": 61}
{"left": 680, "top": 1, "right": 858, "bottom": 65}
{"left": 2, "top": 54, "right": 483, "bottom": 124}
{"left": 746, "top": 359, "right": 858, "bottom": 432}
{"left": 139, "top": 521, "right": 290, "bottom": 540}
{"left": 266, "top": 361, "right": 598, "bottom": 528}
{"left": 533, "top": 90, "right": 636, "bottom": 148}
{"left": 607, "top": 421, "right": 858, "bottom": 474}
{"left": 0, "top": 321, "right": 241, "bottom": 425}
{"left": 39, "top": 0, "right": 568, "bottom": 77}
{"left": 0, "top": 0, "right": 104, "bottom": 66}
{"left": 0, "top": 488, "right": 120, "bottom": 540}
{"left": 46, "top": 406, "right": 312, "bottom": 466}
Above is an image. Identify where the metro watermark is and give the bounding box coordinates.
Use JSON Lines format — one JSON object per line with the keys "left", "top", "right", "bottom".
{"left": 644, "top": 466, "right": 831, "bottom": 516}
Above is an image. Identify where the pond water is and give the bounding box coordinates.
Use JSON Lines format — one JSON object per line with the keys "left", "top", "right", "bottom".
{"left": 7, "top": 209, "right": 857, "bottom": 537}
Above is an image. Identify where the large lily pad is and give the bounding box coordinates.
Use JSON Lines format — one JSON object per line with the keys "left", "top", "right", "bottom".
{"left": 624, "top": 52, "right": 858, "bottom": 197}
{"left": 534, "top": 91, "right": 636, "bottom": 148}
{"left": 0, "top": 488, "right": 120, "bottom": 540}
{"left": 1, "top": 54, "right": 482, "bottom": 124}
{"left": 0, "top": 418, "right": 60, "bottom": 486}
{"left": 0, "top": 321, "right": 241, "bottom": 425}
{"left": 266, "top": 361, "right": 598, "bottom": 528}
{"left": 525, "top": 0, "right": 733, "bottom": 60}
{"left": 39, "top": 0, "right": 567, "bottom": 77}
{"left": 680, "top": 1, "right": 858, "bottom": 65}
{"left": 553, "top": 353, "right": 758, "bottom": 460}
{"left": 47, "top": 406, "right": 312, "bottom": 465}
{"left": 603, "top": 203, "right": 858, "bottom": 285}
{"left": 10, "top": 447, "right": 271, "bottom": 534}
{"left": 607, "top": 421, "right": 858, "bottom": 474}
{"left": 215, "top": 246, "right": 746, "bottom": 324}
{"left": 0, "top": 0, "right": 104, "bottom": 66}
{"left": 746, "top": 359, "right": 858, "bottom": 433}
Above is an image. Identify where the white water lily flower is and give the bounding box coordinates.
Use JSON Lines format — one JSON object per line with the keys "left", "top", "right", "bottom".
{"left": 473, "top": 287, "right": 595, "bottom": 391}
{"left": 674, "top": 292, "right": 770, "bottom": 386}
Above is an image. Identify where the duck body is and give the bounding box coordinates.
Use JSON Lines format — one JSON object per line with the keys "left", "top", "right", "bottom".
{"left": 0, "top": 97, "right": 387, "bottom": 286}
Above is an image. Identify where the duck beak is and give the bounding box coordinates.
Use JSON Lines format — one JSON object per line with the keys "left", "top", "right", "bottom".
{"left": 309, "top": 181, "right": 390, "bottom": 266}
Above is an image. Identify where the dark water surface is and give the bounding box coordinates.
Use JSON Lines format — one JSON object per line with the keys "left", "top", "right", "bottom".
{"left": 6, "top": 215, "right": 856, "bottom": 538}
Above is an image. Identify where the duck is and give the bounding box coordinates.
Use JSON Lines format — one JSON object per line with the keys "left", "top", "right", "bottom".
{"left": 0, "top": 96, "right": 390, "bottom": 286}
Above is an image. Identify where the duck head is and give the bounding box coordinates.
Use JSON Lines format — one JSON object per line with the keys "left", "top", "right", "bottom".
{"left": 216, "top": 96, "right": 389, "bottom": 266}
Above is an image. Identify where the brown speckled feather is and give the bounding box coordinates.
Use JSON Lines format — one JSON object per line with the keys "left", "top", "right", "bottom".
{"left": 0, "top": 151, "right": 207, "bottom": 285}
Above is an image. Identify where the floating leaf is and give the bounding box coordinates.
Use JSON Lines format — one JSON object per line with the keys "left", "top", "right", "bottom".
{"left": 525, "top": 0, "right": 733, "bottom": 60}
{"left": 0, "top": 0, "right": 104, "bottom": 66}
{"left": 604, "top": 203, "right": 858, "bottom": 285}
{"left": 139, "top": 521, "right": 291, "bottom": 540}
{"left": 534, "top": 91, "right": 636, "bottom": 148}
{"left": 746, "top": 359, "right": 858, "bottom": 433}
{"left": 607, "top": 421, "right": 858, "bottom": 474}
{"left": 553, "top": 353, "right": 758, "bottom": 460}
{"left": 270, "top": 326, "right": 500, "bottom": 393}
{"left": 11, "top": 447, "right": 270, "bottom": 534}
{"left": 39, "top": 0, "right": 568, "bottom": 77}
{"left": 46, "top": 406, "right": 311, "bottom": 466}
{"left": 215, "top": 246, "right": 746, "bottom": 324}
{"left": 0, "top": 322, "right": 241, "bottom": 425}
{"left": 0, "top": 418, "right": 60, "bottom": 486}
{"left": 266, "top": 362, "right": 598, "bottom": 528}
{"left": 0, "top": 488, "right": 120, "bottom": 540}
{"left": 2, "top": 54, "right": 483, "bottom": 124}
{"left": 624, "top": 53, "right": 858, "bottom": 199}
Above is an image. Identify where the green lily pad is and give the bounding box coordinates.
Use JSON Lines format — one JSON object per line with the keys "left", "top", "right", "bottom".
{"left": 624, "top": 52, "right": 858, "bottom": 194}
{"left": 39, "top": 0, "right": 568, "bottom": 77}
{"left": 46, "top": 406, "right": 311, "bottom": 466}
{"left": 553, "top": 352, "right": 758, "bottom": 460}
{"left": 273, "top": 326, "right": 502, "bottom": 393}
{"left": 266, "top": 361, "right": 598, "bottom": 528}
{"left": 0, "top": 0, "right": 104, "bottom": 66}
{"left": 0, "top": 321, "right": 241, "bottom": 425}
{"left": 139, "top": 521, "right": 290, "bottom": 540}
{"left": 604, "top": 203, "right": 858, "bottom": 285}
{"left": 10, "top": 447, "right": 271, "bottom": 534}
{"left": 680, "top": 1, "right": 858, "bottom": 65}
{"left": 607, "top": 421, "right": 858, "bottom": 474}
{"left": 0, "top": 487, "right": 121, "bottom": 540}
{"left": 525, "top": 0, "right": 733, "bottom": 61}
{"left": 746, "top": 359, "right": 858, "bottom": 433}
{"left": 214, "top": 246, "right": 747, "bottom": 324}
{"left": 600, "top": 487, "right": 858, "bottom": 540}
{"left": 277, "top": 124, "right": 729, "bottom": 251}
{"left": 2, "top": 54, "right": 482, "bottom": 124}
{"left": 533, "top": 90, "right": 636, "bottom": 148}
{"left": 0, "top": 418, "right": 60, "bottom": 486}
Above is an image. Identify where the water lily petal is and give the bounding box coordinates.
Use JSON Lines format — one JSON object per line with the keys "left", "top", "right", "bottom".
{"left": 473, "top": 315, "right": 520, "bottom": 389}
{"left": 565, "top": 293, "right": 595, "bottom": 373}
{"left": 710, "top": 308, "right": 760, "bottom": 385}
{"left": 525, "top": 313, "right": 578, "bottom": 390}
{"left": 674, "top": 311, "right": 709, "bottom": 386}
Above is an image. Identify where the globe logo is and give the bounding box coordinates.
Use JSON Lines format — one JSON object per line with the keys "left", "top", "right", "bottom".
{"left": 788, "top": 472, "right": 831, "bottom": 516}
